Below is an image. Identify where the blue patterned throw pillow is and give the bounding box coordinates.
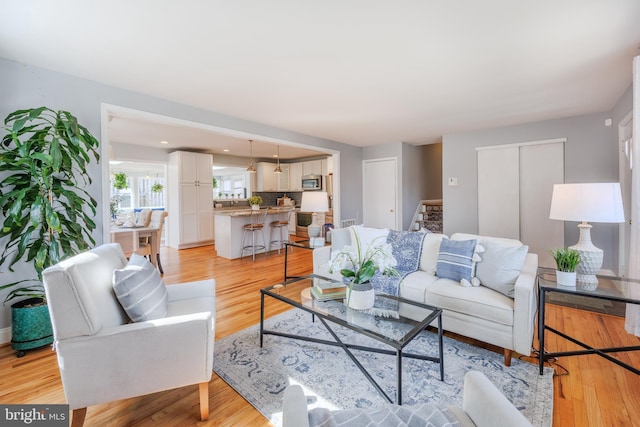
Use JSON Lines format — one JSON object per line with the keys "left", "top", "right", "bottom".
{"left": 436, "top": 238, "right": 477, "bottom": 282}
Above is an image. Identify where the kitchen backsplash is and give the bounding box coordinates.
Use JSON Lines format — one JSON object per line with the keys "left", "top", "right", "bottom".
{"left": 253, "top": 191, "right": 303, "bottom": 207}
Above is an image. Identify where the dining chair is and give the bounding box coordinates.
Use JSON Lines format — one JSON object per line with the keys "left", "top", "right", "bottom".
{"left": 142, "top": 211, "right": 168, "bottom": 273}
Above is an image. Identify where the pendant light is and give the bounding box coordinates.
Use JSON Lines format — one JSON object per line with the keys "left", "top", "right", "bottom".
{"left": 274, "top": 145, "right": 282, "bottom": 174}
{"left": 246, "top": 140, "right": 256, "bottom": 173}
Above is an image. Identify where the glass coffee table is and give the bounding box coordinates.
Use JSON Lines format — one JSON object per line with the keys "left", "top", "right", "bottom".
{"left": 260, "top": 274, "right": 443, "bottom": 404}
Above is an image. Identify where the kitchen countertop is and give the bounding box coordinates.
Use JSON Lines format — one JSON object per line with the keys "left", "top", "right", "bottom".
{"left": 213, "top": 206, "right": 295, "bottom": 216}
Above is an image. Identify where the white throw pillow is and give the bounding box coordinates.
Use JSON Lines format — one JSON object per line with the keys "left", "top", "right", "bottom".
{"left": 419, "top": 233, "right": 448, "bottom": 275}
{"left": 113, "top": 253, "right": 168, "bottom": 322}
{"left": 475, "top": 242, "right": 529, "bottom": 298}
{"left": 349, "top": 225, "right": 390, "bottom": 252}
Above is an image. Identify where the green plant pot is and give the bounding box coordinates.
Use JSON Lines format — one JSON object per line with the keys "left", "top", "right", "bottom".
{"left": 11, "top": 297, "right": 54, "bottom": 356}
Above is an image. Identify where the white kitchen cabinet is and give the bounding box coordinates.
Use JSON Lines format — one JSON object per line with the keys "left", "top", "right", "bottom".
{"left": 278, "top": 164, "right": 290, "bottom": 191}
{"left": 302, "top": 160, "right": 322, "bottom": 176}
{"left": 289, "top": 162, "right": 303, "bottom": 191}
{"left": 257, "top": 162, "right": 290, "bottom": 191}
{"left": 167, "top": 151, "right": 214, "bottom": 249}
{"left": 322, "top": 157, "right": 333, "bottom": 175}
{"left": 257, "top": 162, "right": 277, "bottom": 191}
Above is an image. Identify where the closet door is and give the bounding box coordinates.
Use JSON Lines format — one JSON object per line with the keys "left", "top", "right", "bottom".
{"left": 477, "top": 140, "right": 565, "bottom": 268}
{"left": 520, "top": 142, "right": 564, "bottom": 268}
{"left": 477, "top": 146, "right": 520, "bottom": 239}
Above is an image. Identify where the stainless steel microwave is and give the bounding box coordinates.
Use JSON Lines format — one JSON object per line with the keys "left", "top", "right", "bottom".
{"left": 301, "top": 174, "right": 322, "bottom": 190}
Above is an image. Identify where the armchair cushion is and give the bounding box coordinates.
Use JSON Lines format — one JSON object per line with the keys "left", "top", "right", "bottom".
{"left": 113, "top": 253, "right": 168, "bottom": 322}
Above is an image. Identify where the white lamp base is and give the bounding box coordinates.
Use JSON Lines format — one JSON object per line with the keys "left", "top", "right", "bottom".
{"left": 307, "top": 213, "right": 321, "bottom": 238}
{"left": 569, "top": 222, "right": 602, "bottom": 288}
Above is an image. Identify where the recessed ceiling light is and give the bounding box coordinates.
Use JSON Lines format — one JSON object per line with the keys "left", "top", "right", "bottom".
{"left": 160, "top": 140, "right": 169, "bottom": 145}
{"left": 223, "top": 149, "right": 229, "bottom": 152}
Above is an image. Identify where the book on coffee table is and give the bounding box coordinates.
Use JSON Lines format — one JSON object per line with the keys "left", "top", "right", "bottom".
{"left": 310, "top": 286, "right": 346, "bottom": 301}
{"left": 314, "top": 280, "right": 347, "bottom": 294}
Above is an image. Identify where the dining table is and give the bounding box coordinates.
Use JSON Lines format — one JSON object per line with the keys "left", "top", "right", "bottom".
{"left": 110, "top": 225, "right": 160, "bottom": 268}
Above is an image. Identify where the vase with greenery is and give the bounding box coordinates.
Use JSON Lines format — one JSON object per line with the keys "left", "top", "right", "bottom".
{"left": 550, "top": 248, "right": 580, "bottom": 287}
{"left": 0, "top": 107, "right": 100, "bottom": 354}
{"left": 247, "top": 195, "right": 263, "bottom": 210}
{"left": 329, "top": 230, "right": 398, "bottom": 310}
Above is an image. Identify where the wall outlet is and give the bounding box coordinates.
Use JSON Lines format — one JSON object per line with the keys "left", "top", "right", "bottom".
{"left": 448, "top": 177, "right": 458, "bottom": 186}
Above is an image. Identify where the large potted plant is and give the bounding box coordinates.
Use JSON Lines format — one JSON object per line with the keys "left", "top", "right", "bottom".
{"left": 0, "top": 107, "right": 100, "bottom": 356}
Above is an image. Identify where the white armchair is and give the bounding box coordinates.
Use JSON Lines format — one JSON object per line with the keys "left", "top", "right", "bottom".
{"left": 42, "top": 243, "right": 215, "bottom": 426}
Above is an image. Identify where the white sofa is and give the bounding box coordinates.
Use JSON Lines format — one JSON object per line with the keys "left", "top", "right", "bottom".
{"left": 314, "top": 227, "right": 538, "bottom": 365}
{"left": 283, "top": 371, "right": 533, "bottom": 427}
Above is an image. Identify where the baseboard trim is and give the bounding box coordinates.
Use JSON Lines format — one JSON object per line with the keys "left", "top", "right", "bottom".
{"left": 0, "top": 326, "right": 11, "bottom": 345}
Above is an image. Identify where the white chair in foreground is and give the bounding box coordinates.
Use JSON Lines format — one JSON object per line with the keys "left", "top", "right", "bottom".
{"left": 283, "top": 371, "right": 533, "bottom": 427}
{"left": 42, "top": 243, "right": 215, "bottom": 426}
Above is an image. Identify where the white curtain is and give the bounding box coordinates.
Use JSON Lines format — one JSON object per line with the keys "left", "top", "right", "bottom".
{"left": 625, "top": 55, "right": 640, "bottom": 336}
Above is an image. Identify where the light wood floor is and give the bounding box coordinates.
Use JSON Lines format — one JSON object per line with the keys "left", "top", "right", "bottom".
{"left": 1, "top": 243, "right": 639, "bottom": 426}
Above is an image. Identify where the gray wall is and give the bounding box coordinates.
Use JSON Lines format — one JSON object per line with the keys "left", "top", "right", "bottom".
{"left": 0, "top": 58, "right": 362, "bottom": 330}
{"left": 442, "top": 89, "right": 632, "bottom": 271}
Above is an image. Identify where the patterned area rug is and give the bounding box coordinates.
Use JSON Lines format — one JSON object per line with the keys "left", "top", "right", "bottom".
{"left": 214, "top": 308, "right": 554, "bottom": 427}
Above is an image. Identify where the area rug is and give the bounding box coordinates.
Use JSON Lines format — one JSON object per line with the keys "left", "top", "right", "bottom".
{"left": 213, "top": 308, "right": 554, "bottom": 427}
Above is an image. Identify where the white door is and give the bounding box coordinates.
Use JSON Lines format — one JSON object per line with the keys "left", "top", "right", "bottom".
{"left": 363, "top": 158, "right": 398, "bottom": 229}
{"left": 477, "top": 146, "right": 520, "bottom": 239}
{"left": 519, "top": 142, "right": 565, "bottom": 268}
{"left": 477, "top": 140, "right": 565, "bottom": 268}
{"left": 619, "top": 112, "right": 633, "bottom": 277}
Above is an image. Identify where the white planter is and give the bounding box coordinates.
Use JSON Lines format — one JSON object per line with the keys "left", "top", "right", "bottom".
{"left": 556, "top": 270, "right": 576, "bottom": 287}
{"left": 251, "top": 204, "right": 260, "bottom": 211}
{"left": 345, "top": 281, "right": 375, "bottom": 311}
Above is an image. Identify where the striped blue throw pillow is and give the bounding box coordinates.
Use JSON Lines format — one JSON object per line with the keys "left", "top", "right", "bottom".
{"left": 436, "top": 238, "right": 477, "bottom": 282}
{"left": 113, "top": 253, "right": 168, "bottom": 322}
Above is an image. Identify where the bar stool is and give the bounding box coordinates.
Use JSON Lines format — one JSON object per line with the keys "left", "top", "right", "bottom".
{"left": 241, "top": 208, "right": 268, "bottom": 261}
{"left": 269, "top": 209, "right": 292, "bottom": 254}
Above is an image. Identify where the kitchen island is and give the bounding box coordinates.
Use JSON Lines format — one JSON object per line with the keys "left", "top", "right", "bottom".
{"left": 214, "top": 207, "right": 294, "bottom": 259}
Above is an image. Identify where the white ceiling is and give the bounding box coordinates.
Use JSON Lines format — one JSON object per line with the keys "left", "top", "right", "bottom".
{"left": 2, "top": 1, "right": 639, "bottom": 157}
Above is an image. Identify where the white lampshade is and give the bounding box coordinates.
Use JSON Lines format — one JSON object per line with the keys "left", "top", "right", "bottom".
{"left": 549, "top": 183, "right": 625, "bottom": 223}
{"left": 549, "top": 182, "right": 625, "bottom": 288}
{"left": 301, "top": 192, "right": 329, "bottom": 242}
{"left": 300, "top": 191, "right": 329, "bottom": 213}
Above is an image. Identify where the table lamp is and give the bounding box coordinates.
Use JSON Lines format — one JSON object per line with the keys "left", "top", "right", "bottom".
{"left": 300, "top": 191, "right": 329, "bottom": 246}
{"left": 549, "top": 183, "right": 625, "bottom": 287}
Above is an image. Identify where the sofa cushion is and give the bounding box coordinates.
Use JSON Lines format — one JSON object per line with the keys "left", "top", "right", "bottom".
{"left": 113, "top": 254, "right": 168, "bottom": 322}
{"left": 349, "top": 225, "right": 390, "bottom": 251}
{"left": 452, "top": 233, "right": 522, "bottom": 248}
{"left": 330, "top": 227, "right": 352, "bottom": 253}
{"left": 436, "top": 238, "right": 478, "bottom": 282}
{"left": 419, "top": 233, "right": 448, "bottom": 275}
{"left": 425, "top": 278, "right": 514, "bottom": 326}
{"left": 476, "top": 242, "right": 529, "bottom": 298}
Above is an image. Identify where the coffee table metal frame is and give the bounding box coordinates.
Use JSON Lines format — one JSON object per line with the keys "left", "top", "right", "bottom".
{"left": 283, "top": 240, "right": 327, "bottom": 280}
{"left": 260, "top": 274, "right": 444, "bottom": 405}
{"left": 538, "top": 271, "right": 640, "bottom": 376}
